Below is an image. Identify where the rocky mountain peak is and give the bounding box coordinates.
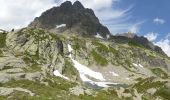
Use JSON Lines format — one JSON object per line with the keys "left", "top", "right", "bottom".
{"left": 73, "top": 1, "right": 84, "bottom": 9}
{"left": 60, "top": 1, "right": 72, "bottom": 10}
{"left": 28, "top": 1, "right": 110, "bottom": 38}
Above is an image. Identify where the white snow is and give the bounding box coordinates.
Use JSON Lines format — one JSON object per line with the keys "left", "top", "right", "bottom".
{"left": 132, "top": 63, "right": 144, "bottom": 68}
{"left": 110, "top": 72, "right": 119, "bottom": 76}
{"left": 106, "top": 34, "right": 110, "bottom": 39}
{"left": 68, "top": 44, "right": 105, "bottom": 81}
{"left": 0, "top": 30, "right": 3, "bottom": 33}
{"left": 80, "top": 74, "right": 118, "bottom": 88}
{"left": 56, "top": 24, "right": 66, "bottom": 29}
{"left": 125, "top": 78, "right": 130, "bottom": 80}
{"left": 53, "top": 70, "right": 69, "bottom": 80}
{"left": 132, "top": 63, "right": 138, "bottom": 67}
{"left": 138, "top": 64, "right": 144, "bottom": 68}
{"left": 67, "top": 44, "right": 120, "bottom": 87}
{"left": 71, "top": 59, "right": 105, "bottom": 81}
{"left": 68, "top": 44, "right": 73, "bottom": 52}
{"left": 95, "top": 33, "right": 103, "bottom": 39}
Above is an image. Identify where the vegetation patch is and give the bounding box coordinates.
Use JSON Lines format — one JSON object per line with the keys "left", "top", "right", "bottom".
{"left": 23, "top": 64, "right": 42, "bottom": 72}
{"left": 62, "top": 59, "right": 78, "bottom": 76}
{"left": 91, "top": 49, "right": 108, "bottom": 66}
{"left": 0, "top": 33, "right": 7, "bottom": 48}
{"left": 109, "top": 45, "right": 118, "bottom": 54}
{"left": 151, "top": 68, "right": 168, "bottom": 79}
{"left": 92, "top": 41, "right": 109, "bottom": 53}
{"left": 128, "top": 40, "right": 143, "bottom": 48}
{"left": 0, "top": 66, "right": 13, "bottom": 70}
{"left": 1, "top": 78, "right": 77, "bottom": 100}
{"left": 133, "top": 77, "right": 167, "bottom": 93}
{"left": 155, "top": 86, "right": 170, "bottom": 100}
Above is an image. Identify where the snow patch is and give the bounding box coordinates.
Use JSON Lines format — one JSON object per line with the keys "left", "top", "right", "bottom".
{"left": 106, "top": 34, "right": 110, "bottom": 39}
{"left": 53, "top": 70, "right": 69, "bottom": 80}
{"left": 81, "top": 74, "right": 118, "bottom": 88}
{"left": 138, "top": 64, "right": 144, "bottom": 68}
{"left": 132, "top": 63, "right": 144, "bottom": 68}
{"left": 71, "top": 58, "right": 105, "bottom": 81}
{"left": 68, "top": 44, "right": 73, "bottom": 52}
{"left": 95, "top": 33, "right": 103, "bottom": 39}
{"left": 110, "top": 72, "right": 119, "bottom": 76}
{"left": 125, "top": 78, "right": 130, "bottom": 80}
{"left": 56, "top": 24, "right": 66, "bottom": 29}
{"left": 67, "top": 44, "right": 120, "bottom": 87}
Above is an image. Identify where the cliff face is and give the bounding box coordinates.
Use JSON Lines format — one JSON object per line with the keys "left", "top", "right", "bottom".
{"left": 29, "top": 1, "right": 110, "bottom": 38}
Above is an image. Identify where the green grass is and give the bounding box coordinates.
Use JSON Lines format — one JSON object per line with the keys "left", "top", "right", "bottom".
{"left": 0, "top": 77, "right": 128, "bottom": 100}
{"left": 0, "top": 78, "right": 124, "bottom": 100}
{"left": 0, "top": 66, "right": 13, "bottom": 70}
{"left": 92, "top": 41, "right": 109, "bottom": 53}
{"left": 151, "top": 68, "right": 168, "bottom": 79}
{"left": 155, "top": 86, "right": 170, "bottom": 100}
{"left": 0, "top": 33, "right": 7, "bottom": 48}
{"left": 109, "top": 45, "right": 118, "bottom": 54}
{"left": 128, "top": 40, "right": 143, "bottom": 48}
{"left": 62, "top": 59, "right": 78, "bottom": 76}
{"left": 23, "top": 64, "right": 42, "bottom": 72}
{"left": 133, "top": 77, "right": 167, "bottom": 93}
{"left": 91, "top": 49, "right": 108, "bottom": 66}
{"left": 1, "top": 78, "right": 77, "bottom": 100}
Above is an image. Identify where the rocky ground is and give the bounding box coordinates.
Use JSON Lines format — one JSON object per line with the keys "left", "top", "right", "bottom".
{"left": 0, "top": 28, "right": 170, "bottom": 100}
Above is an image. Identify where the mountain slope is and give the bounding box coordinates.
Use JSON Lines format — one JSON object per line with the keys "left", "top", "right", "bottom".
{"left": 0, "top": 1, "right": 170, "bottom": 100}
{"left": 0, "top": 27, "right": 169, "bottom": 99}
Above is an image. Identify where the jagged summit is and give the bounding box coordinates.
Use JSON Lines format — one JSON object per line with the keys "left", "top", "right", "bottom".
{"left": 29, "top": 1, "right": 110, "bottom": 38}
{"left": 73, "top": 1, "right": 85, "bottom": 9}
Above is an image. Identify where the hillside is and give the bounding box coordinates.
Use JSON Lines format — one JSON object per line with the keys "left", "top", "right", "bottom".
{"left": 0, "top": 1, "right": 170, "bottom": 100}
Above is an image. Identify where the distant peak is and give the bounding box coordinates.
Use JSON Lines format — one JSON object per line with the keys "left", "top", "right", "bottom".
{"left": 73, "top": 1, "right": 84, "bottom": 9}
{"left": 60, "top": 1, "right": 72, "bottom": 8}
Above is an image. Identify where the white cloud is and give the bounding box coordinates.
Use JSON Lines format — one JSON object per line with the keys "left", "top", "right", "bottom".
{"left": 155, "top": 39, "right": 170, "bottom": 57}
{"left": 153, "top": 18, "right": 165, "bottom": 24}
{"left": 166, "top": 33, "right": 170, "bottom": 39}
{"left": 0, "top": 0, "right": 56, "bottom": 30}
{"left": 128, "top": 21, "right": 144, "bottom": 34}
{"left": 144, "top": 32, "right": 158, "bottom": 41}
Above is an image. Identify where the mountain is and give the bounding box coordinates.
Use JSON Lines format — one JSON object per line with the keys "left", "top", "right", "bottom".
{"left": 113, "top": 33, "right": 166, "bottom": 56}
{"left": 0, "top": 1, "right": 170, "bottom": 100}
{"left": 29, "top": 1, "right": 110, "bottom": 38}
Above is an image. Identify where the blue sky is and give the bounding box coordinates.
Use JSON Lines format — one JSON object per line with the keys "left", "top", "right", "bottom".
{"left": 0, "top": 0, "right": 170, "bottom": 56}
{"left": 116, "top": 0, "right": 170, "bottom": 40}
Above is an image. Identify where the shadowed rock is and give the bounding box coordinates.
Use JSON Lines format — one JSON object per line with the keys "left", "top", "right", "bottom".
{"left": 29, "top": 1, "right": 110, "bottom": 38}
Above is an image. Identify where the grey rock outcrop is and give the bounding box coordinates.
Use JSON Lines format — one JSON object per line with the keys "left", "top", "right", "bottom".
{"left": 29, "top": 1, "right": 110, "bottom": 38}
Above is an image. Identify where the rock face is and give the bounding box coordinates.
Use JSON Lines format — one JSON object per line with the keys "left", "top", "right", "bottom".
{"left": 110, "top": 34, "right": 166, "bottom": 56}
{"left": 29, "top": 1, "right": 110, "bottom": 38}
